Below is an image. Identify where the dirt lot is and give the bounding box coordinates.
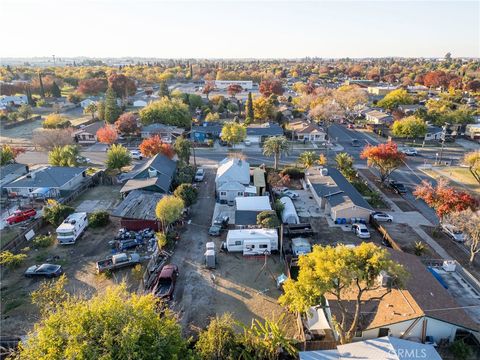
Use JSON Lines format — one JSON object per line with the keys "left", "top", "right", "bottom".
{"left": 0, "top": 218, "right": 143, "bottom": 336}
{"left": 71, "top": 185, "right": 123, "bottom": 213}
{"left": 171, "top": 169, "right": 297, "bottom": 338}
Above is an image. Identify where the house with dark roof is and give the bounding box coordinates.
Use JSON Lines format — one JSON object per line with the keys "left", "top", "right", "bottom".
{"left": 287, "top": 120, "right": 326, "bottom": 142}
{"left": 190, "top": 122, "right": 223, "bottom": 143}
{"left": 306, "top": 167, "right": 373, "bottom": 222}
{"left": 245, "top": 123, "right": 284, "bottom": 144}
{"left": 4, "top": 166, "right": 87, "bottom": 198}
{"left": 424, "top": 125, "right": 444, "bottom": 142}
{"left": 140, "top": 123, "right": 184, "bottom": 143}
{"left": 72, "top": 121, "right": 104, "bottom": 144}
{"left": 120, "top": 153, "right": 177, "bottom": 195}
{"left": 0, "top": 163, "right": 29, "bottom": 188}
{"left": 323, "top": 250, "right": 479, "bottom": 345}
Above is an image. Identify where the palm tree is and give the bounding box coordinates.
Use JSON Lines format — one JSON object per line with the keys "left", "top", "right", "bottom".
{"left": 335, "top": 152, "right": 357, "bottom": 181}
{"left": 298, "top": 151, "right": 317, "bottom": 169}
{"left": 263, "top": 136, "right": 289, "bottom": 170}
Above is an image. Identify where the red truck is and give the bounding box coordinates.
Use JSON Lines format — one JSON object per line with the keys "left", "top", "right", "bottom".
{"left": 6, "top": 208, "right": 37, "bottom": 225}
{"left": 152, "top": 264, "right": 179, "bottom": 300}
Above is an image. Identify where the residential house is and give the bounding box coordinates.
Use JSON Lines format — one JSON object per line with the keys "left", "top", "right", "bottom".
{"left": 424, "top": 125, "right": 443, "bottom": 141}
{"left": 397, "top": 104, "right": 425, "bottom": 115}
{"left": 299, "top": 336, "right": 442, "bottom": 360}
{"left": 365, "top": 110, "right": 394, "bottom": 125}
{"left": 215, "top": 158, "right": 250, "bottom": 204}
{"left": 4, "top": 166, "right": 87, "bottom": 198}
{"left": 0, "top": 163, "right": 29, "bottom": 188}
{"left": 111, "top": 190, "right": 163, "bottom": 231}
{"left": 120, "top": 153, "right": 177, "bottom": 195}
{"left": 191, "top": 123, "right": 223, "bottom": 143}
{"left": 324, "top": 251, "right": 479, "bottom": 346}
{"left": 235, "top": 196, "right": 272, "bottom": 227}
{"left": 307, "top": 167, "right": 373, "bottom": 222}
{"left": 140, "top": 123, "right": 184, "bottom": 143}
{"left": 367, "top": 86, "right": 397, "bottom": 96}
{"left": 72, "top": 121, "right": 104, "bottom": 144}
{"left": 80, "top": 98, "right": 96, "bottom": 108}
{"left": 288, "top": 120, "right": 326, "bottom": 142}
{"left": 245, "top": 123, "right": 284, "bottom": 144}
{"left": 0, "top": 95, "right": 28, "bottom": 107}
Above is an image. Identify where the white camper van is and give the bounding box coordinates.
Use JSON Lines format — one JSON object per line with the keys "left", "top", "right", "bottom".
{"left": 56, "top": 212, "right": 88, "bottom": 245}
{"left": 225, "top": 229, "right": 278, "bottom": 256}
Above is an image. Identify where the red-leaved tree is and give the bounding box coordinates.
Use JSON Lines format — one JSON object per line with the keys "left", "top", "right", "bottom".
{"left": 413, "top": 178, "right": 478, "bottom": 219}
{"left": 77, "top": 78, "right": 108, "bottom": 95}
{"left": 259, "top": 79, "right": 284, "bottom": 97}
{"left": 226, "top": 84, "right": 243, "bottom": 98}
{"left": 360, "top": 142, "right": 406, "bottom": 182}
{"left": 108, "top": 73, "right": 137, "bottom": 98}
{"left": 202, "top": 81, "right": 215, "bottom": 100}
{"left": 115, "top": 112, "right": 139, "bottom": 135}
{"left": 96, "top": 125, "right": 118, "bottom": 145}
{"left": 139, "top": 135, "right": 175, "bottom": 159}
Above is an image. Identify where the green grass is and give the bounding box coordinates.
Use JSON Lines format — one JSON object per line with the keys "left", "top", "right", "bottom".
{"left": 422, "top": 167, "right": 480, "bottom": 195}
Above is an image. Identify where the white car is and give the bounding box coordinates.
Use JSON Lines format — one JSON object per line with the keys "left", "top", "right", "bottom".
{"left": 372, "top": 212, "right": 393, "bottom": 222}
{"left": 441, "top": 224, "right": 465, "bottom": 242}
{"left": 130, "top": 150, "right": 143, "bottom": 160}
{"left": 352, "top": 224, "right": 371, "bottom": 239}
{"left": 194, "top": 168, "right": 205, "bottom": 182}
{"left": 401, "top": 148, "right": 418, "bottom": 156}
{"left": 244, "top": 139, "right": 251, "bottom": 146}
{"left": 282, "top": 190, "right": 299, "bottom": 199}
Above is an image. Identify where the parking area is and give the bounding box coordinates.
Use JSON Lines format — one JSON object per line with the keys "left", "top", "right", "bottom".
{"left": 170, "top": 168, "right": 297, "bottom": 337}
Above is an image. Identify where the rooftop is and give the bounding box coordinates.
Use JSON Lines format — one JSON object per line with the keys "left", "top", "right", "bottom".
{"left": 246, "top": 122, "right": 284, "bottom": 136}
{"left": 111, "top": 189, "right": 164, "bottom": 220}
{"left": 5, "top": 166, "right": 87, "bottom": 189}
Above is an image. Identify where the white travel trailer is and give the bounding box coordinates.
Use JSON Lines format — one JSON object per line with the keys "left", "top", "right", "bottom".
{"left": 225, "top": 229, "right": 278, "bottom": 256}
{"left": 56, "top": 212, "right": 88, "bottom": 245}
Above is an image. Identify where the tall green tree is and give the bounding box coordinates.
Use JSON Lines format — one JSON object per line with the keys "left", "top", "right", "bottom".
{"left": 48, "top": 145, "right": 79, "bottom": 167}
{"left": 173, "top": 184, "right": 198, "bottom": 207}
{"left": 245, "top": 91, "right": 254, "bottom": 122}
{"left": 51, "top": 81, "right": 61, "bottom": 98}
{"left": 159, "top": 81, "right": 170, "bottom": 98}
{"left": 18, "top": 283, "right": 189, "bottom": 359}
{"left": 84, "top": 102, "right": 97, "bottom": 120}
{"left": 279, "top": 243, "right": 406, "bottom": 344}
{"left": 104, "top": 86, "right": 121, "bottom": 123}
{"left": 391, "top": 116, "right": 427, "bottom": 139}
{"left": 140, "top": 97, "right": 191, "bottom": 128}
{"left": 38, "top": 72, "right": 45, "bottom": 98}
{"left": 106, "top": 144, "right": 131, "bottom": 171}
{"left": 262, "top": 136, "right": 289, "bottom": 170}
{"left": 220, "top": 121, "right": 246, "bottom": 148}
{"left": 174, "top": 136, "right": 191, "bottom": 165}
{"left": 97, "top": 100, "right": 106, "bottom": 121}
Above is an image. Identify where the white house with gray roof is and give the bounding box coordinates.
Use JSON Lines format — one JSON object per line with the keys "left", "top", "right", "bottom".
{"left": 215, "top": 158, "right": 250, "bottom": 204}
{"left": 4, "top": 166, "right": 87, "bottom": 198}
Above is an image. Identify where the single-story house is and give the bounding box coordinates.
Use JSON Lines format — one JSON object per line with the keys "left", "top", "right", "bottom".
{"left": 215, "top": 158, "right": 250, "bottom": 203}
{"left": 72, "top": 121, "right": 104, "bottom": 144}
{"left": 133, "top": 100, "right": 148, "bottom": 108}
{"left": 80, "top": 98, "right": 96, "bottom": 108}
{"left": 307, "top": 167, "right": 373, "bottom": 222}
{"left": 4, "top": 166, "right": 87, "bottom": 198}
{"left": 234, "top": 195, "right": 272, "bottom": 227}
{"left": 365, "top": 110, "right": 394, "bottom": 125}
{"left": 245, "top": 123, "right": 284, "bottom": 144}
{"left": 0, "top": 95, "right": 28, "bottom": 107}
{"left": 191, "top": 123, "right": 223, "bottom": 143}
{"left": 111, "top": 189, "right": 163, "bottom": 231}
{"left": 299, "top": 336, "right": 442, "bottom": 360}
{"left": 140, "top": 123, "right": 184, "bottom": 143}
{"left": 367, "top": 86, "right": 397, "bottom": 96}
{"left": 288, "top": 120, "right": 326, "bottom": 142}
{"left": 121, "top": 153, "right": 177, "bottom": 195}
{"left": 424, "top": 125, "right": 443, "bottom": 141}
{"left": 323, "top": 250, "right": 479, "bottom": 345}
{"left": 397, "top": 104, "right": 425, "bottom": 115}
{"left": 0, "top": 163, "right": 29, "bottom": 188}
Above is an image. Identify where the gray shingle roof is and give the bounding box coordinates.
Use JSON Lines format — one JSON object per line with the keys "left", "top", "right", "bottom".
{"left": 5, "top": 166, "right": 86, "bottom": 189}
{"left": 111, "top": 190, "right": 164, "bottom": 220}
{"left": 235, "top": 210, "right": 260, "bottom": 225}
{"left": 246, "top": 123, "right": 284, "bottom": 136}
{"left": 0, "top": 163, "right": 27, "bottom": 182}
{"left": 191, "top": 123, "right": 223, "bottom": 134}
{"left": 134, "top": 153, "right": 177, "bottom": 180}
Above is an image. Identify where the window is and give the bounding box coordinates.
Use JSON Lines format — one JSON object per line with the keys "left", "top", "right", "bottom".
{"left": 378, "top": 328, "right": 389, "bottom": 337}
{"left": 298, "top": 135, "right": 304, "bottom": 140}
{"left": 220, "top": 192, "right": 226, "bottom": 196}
{"left": 234, "top": 241, "right": 242, "bottom": 246}
{"left": 355, "top": 330, "right": 362, "bottom": 338}
{"left": 259, "top": 244, "right": 268, "bottom": 249}
{"left": 237, "top": 192, "right": 243, "bottom": 196}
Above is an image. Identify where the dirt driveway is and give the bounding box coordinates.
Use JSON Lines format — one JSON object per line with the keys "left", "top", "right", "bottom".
{"left": 171, "top": 169, "right": 297, "bottom": 337}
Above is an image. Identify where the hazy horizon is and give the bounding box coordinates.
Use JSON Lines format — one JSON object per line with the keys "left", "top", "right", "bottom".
{"left": 2, "top": 0, "right": 479, "bottom": 59}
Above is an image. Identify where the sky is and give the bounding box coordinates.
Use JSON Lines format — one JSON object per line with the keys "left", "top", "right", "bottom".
{"left": 2, "top": 0, "right": 479, "bottom": 58}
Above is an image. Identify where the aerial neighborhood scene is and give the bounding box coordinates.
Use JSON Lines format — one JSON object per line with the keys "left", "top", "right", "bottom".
{"left": 1, "top": 0, "right": 480, "bottom": 359}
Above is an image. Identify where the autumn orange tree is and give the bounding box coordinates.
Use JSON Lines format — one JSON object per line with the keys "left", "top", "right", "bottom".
{"left": 413, "top": 178, "right": 478, "bottom": 219}
{"left": 227, "top": 84, "right": 243, "bottom": 98}
{"left": 139, "top": 135, "right": 175, "bottom": 158}
{"left": 259, "top": 79, "right": 284, "bottom": 97}
{"left": 115, "top": 112, "right": 139, "bottom": 136}
{"left": 96, "top": 125, "right": 118, "bottom": 145}
{"left": 202, "top": 81, "right": 215, "bottom": 100}
{"left": 360, "top": 142, "right": 405, "bottom": 182}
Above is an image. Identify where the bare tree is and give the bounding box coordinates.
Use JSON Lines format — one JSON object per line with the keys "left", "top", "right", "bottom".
{"left": 444, "top": 209, "right": 480, "bottom": 264}
{"left": 32, "top": 128, "right": 74, "bottom": 151}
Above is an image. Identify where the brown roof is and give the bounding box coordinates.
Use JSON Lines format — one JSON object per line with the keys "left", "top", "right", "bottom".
{"left": 326, "top": 250, "right": 479, "bottom": 332}
{"left": 288, "top": 120, "right": 325, "bottom": 134}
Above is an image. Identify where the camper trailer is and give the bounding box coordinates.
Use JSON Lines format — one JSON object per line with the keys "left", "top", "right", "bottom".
{"left": 56, "top": 212, "right": 88, "bottom": 245}
{"left": 224, "top": 229, "right": 278, "bottom": 256}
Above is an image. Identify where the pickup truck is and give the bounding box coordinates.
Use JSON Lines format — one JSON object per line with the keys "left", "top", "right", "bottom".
{"left": 152, "top": 264, "right": 178, "bottom": 300}
{"left": 6, "top": 208, "right": 37, "bottom": 225}
{"left": 96, "top": 253, "right": 141, "bottom": 274}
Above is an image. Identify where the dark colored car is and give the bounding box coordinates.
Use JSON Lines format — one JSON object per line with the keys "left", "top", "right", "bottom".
{"left": 6, "top": 208, "right": 37, "bottom": 225}
{"left": 213, "top": 214, "right": 229, "bottom": 228}
{"left": 25, "top": 264, "right": 63, "bottom": 278}
{"left": 208, "top": 225, "right": 222, "bottom": 236}
{"left": 153, "top": 264, "right": 179, "bottom": 300}
{"left": 351, "top": 139, "right": 361, "bottom": 147}
{"left": 118, "top": 239, "right": 141, "bottom": 251}
{"left": 389, "top": 180, "right": 407, "bottom": 194}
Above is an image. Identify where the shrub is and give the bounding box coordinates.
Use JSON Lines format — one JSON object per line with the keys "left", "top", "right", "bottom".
{"left": 174, "top": 164, "right": 195, "bottom": 186}
{"left": 43, "top": 114, "right": 71, "bottom": 129}
{"left": 43, "top": 200, "right": 75, "bottom": 226}
{"left": 280, "top": 167, "right": 304, "bottom": 179}
{"left": 450, "top": 340, "right": 472, "bottom": 360}
{"left": 0, "top": 251, "right": 27, "bottom": 269}
{"left": 257, "top": 210, "right": 280, "bottom": 228}
{"left": 88, "top": 211, "right": 109, "bottom": 228}
{"left": 32, "top": 235, "right": 54, "bottom": 249}
{"left": 273, "top": 199, "right": 285, "bottom": 218}
{"left": 173, "top": 183, "right": 198, "bottom": 207}
{"left": 414, "top": 241, "right": 427, "bottom": 256}
{"left": 131, "top": 264, "right": 143, "bottom": 281}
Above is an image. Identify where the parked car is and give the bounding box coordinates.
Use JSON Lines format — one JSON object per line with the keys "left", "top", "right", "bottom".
{"left": 130, "top": 150, "right": 143, "bottom": 160}
{"left": 371, "top": 212, "right": 393, "bottom": 222}
{"left": 282, "top": 190, "right": 299, "bottom": 199}
{"left": 441, "top": 223, "right": 465, "bottom": 242}
{"left": 272, "top": 187, "right": 288, "bottom": 196}
{"left": 389, "top": 180, "right": 407, "bottom": 194}
{"left": 152, "top": 264, "right": 178, "bottom": 300}
{"left": 352, "top": 224, "right": 371, "bottom": 239}
{"left": 25, "top": 264, "right": 63, "bottom": 278}
{"left": 244, "top": 139, "right": 251, "bottom": 146}
{"left": 351, "top": 139, "right": 361, "bottom": 147}
{"left": 401, "top": 147, "right": 418, "bottom": 156}
{"left": 96, "top": 253, "right": 141, "bottom": 274}
{"left": 213, "top": 214, "right": 229, "bottom": 228}
{"left": 76, "top": 155, "right": 92, "bottom": 164}
{"left": 6, "top": 208, "right": 37, "bottom": 225}
{"left": 208, "top": 225, "right": 222, "bottom": 236}
{"left": 118, "top": 239, "right": 141, "bottom": 251}
{"left": 194, "top": 168, "right": 205, "bottom": 182}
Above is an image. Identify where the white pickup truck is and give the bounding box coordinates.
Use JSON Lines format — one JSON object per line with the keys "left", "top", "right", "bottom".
{"left": 96, "top": 253, "right": 141, "bottom": 274}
